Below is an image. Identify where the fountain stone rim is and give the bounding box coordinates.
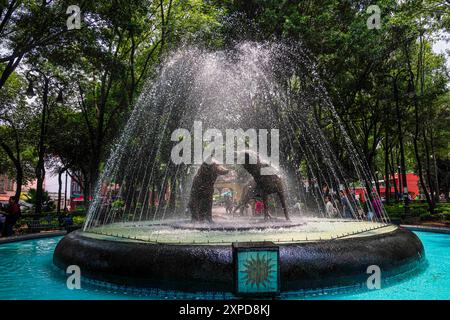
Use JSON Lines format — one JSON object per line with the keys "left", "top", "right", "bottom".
{"left": 53, "top": 224, "right": 425, "bottom": 293}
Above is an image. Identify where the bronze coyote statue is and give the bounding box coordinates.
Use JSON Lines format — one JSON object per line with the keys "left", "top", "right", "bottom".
{"left": 238, "top": 151, "right": 290, "bottom": 221}
{"left": 188, "top": 151, "right": 289, "bottom": 222}
{"left": 189, "top": 159, "right": 229, "bottom": 222}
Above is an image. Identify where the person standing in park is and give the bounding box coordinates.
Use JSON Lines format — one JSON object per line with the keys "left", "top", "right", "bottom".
{"left": 2, "top": 196, "right": 21, "bottom": 237}
{"left": 224, "top": 194, "right": 233, "bottom": 215}
{"left": 325, "top": 196, "right": 338, "bottom": 218}
{"left": 339, "top": 191, "right": 353, "bottom": 219}
{"left": 254, "top": 199, "right": 264, "bottom": 216}
{"left": 293, "top": 199, "right": 302, "bottom": 215}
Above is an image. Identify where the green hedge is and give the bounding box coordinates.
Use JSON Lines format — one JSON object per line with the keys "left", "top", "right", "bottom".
{"left": 17, "top": 211, "right": 86, "bottom": 226}
{"left": 385, "top": 202, "right": 450, "bottom": 221}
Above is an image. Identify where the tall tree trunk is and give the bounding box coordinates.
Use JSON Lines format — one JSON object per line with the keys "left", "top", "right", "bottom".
{"left": 412, "top": 115, "right": 433, "bottom": 212}
{"left": 83, "top": 175, "right": 90, "bottom": 214}
{"left": 374, "top": 168, "right": 381, "bottom": 197}
{"left": 0, "top": 142, "right": 23, "bottom": 200}
{"left": 423, "top": 126, "right": 434, "bottom": 204}
{"left": 57, "top": 170, "right": 62, "bottom": 215}
{"left": 35, "top": 79, "right": 49, "bottom": 217}
{"left": 57, "top": 168, "right": 67, "bottom": 215}
{"left": 393, "top": 74, "right": 409, "bottom": 213}
{"left": 384, "top": 134, "right": 390, "bottom": 204}
{"left": 430, "top": 128, "right": 440, "bottom": 203}
{"left": 15, "top": 163, "right": 23, "bottom": 200}
{"left": 389, "top": 159, "right": 398, "bottom": 202}
{"left": 64, "top": 171, "right": 68, "bottom": 212}
{"left": 404, "top": 43, "right": 434, "bottom": 213}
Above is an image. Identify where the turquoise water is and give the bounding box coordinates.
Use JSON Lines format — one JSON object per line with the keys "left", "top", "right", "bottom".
{"left": 0, "top": 231, "right": 448, "bottom": 300}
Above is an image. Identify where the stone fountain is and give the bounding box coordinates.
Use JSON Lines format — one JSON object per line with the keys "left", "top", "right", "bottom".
{"left": 54, "top": 42, "right": 424, "bottom": 296}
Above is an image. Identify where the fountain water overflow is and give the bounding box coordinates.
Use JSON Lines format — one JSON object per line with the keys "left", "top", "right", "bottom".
{"left": 54, "top": 42, "right": 424, "bottom": 295}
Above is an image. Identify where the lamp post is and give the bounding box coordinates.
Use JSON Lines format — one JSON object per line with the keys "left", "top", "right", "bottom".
{"left": 25, "top": 68, "right": 65, "bottom": 217}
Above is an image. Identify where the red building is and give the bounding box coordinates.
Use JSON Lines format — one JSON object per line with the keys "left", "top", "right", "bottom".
{"left": 354, "top": 173, "right": 420, "bottom": 202}
{"left": 379, "top": 173, "right": 420, "bottom": 199}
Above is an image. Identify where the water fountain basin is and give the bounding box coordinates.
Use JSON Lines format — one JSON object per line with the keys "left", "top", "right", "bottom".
{"left": 53, "top": 221, "right": 424, "bottom": 293}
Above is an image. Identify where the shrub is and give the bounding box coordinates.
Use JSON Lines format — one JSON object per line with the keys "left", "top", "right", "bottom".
{"left": 72, "top": 216, "right": 85, "bottom": 225}
{"left": 420, "top": 212, "right": 431, "bottom": 221}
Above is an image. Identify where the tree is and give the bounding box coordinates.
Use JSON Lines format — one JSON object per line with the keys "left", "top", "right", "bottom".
{"left": 0, "top": 0, "right": 78, "bottom": 90}
{"left": 0, "top": 71, "right": 35, "bottom": 199}
{"left": 40, "top": 0, "right": 224, "bottom": 207}
{"left": 220, "top": 0, "right": 449, "bottom": 214}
